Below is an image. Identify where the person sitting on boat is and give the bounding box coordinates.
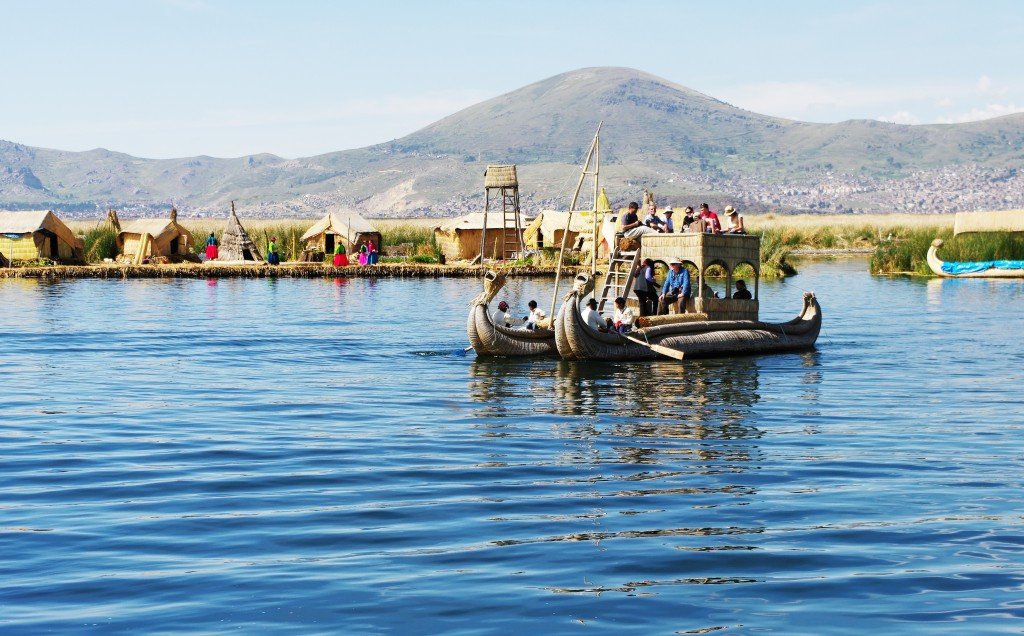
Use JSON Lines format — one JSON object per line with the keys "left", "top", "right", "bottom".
{"left": 333, "top": 243, "right": 349, "bottom": 267}
{"left": 495, "top": 300, "right": 522, "bottom": 327}
{"left": 698, "top": 203, "right": 721, "bottom": 233}
{"left": 612, "top": 297, "right": 635, "bottom": 333}
{"left": 658, "top": 258, "right": 691, "bottom": 315}
{"left": 723, "top": 206, "right": 745, "bottom": 234}
{"left": 732, "top": 279, "right": 752, "bottom": 299}
{"left": 681, "top": 207, "right": 698, "bottom": 232}
{"left": 582, "top": 298, "right": 609, "bottom": 333}
{"left": 633, "top": 257, "right": 657, "bottom": 316}
{"left": 267, "top": 236, "right": 280, "bottom": 266}
{"left": 663, "top": 207, "right": 675, "bottom": 233}
{"left": 622, "top": 201, "right": 659, "bottom": 239}
{"left": 205, "top": 232, "right": 219, "bottom": 260}
{"left": 524, "top": 300, "right": 547, "bottom": 330}
{"left": 643, "top": 202, "right": 667, "bottom": 233}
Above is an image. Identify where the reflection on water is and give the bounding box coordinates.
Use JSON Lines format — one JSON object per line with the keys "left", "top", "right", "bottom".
{"left": 2, "top": 261, "right": 1024, "bottom": 634}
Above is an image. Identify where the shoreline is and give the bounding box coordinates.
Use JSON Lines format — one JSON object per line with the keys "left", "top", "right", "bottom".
{"left": 0, "top": 262, "right": 581, "bottom": 280}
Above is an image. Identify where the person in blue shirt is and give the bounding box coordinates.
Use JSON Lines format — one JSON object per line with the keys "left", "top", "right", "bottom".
{"left": 658, "top": 257, "right": 691, "bottom": 315}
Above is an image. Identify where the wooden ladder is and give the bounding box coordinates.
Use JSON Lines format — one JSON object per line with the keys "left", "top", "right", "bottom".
{"left": 500, "top": 186, "right": 523, "bottom": 260}
{"left": 597, "top": 247, "right": 641, "bottom": 316}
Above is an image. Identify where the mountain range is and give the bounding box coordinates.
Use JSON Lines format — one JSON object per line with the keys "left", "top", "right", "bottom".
{"left": 2, "top": 67, "right": 1023, "bottom": 219}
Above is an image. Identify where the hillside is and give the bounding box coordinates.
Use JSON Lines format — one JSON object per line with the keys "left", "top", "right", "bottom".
{"left": 2, "top": 67, "right": 1023, "bottom": 218}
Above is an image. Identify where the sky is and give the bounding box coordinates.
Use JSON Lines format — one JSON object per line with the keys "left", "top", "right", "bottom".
{"left": 2, "top": 0, "right": 1022, "bottom": 159}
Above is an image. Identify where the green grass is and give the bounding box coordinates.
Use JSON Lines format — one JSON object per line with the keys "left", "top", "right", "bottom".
{"left": 871, "top": 227, "right": 1024, "bottom": 275}
{"left": 83, "top": 224, "right": 118, "bottom": 262}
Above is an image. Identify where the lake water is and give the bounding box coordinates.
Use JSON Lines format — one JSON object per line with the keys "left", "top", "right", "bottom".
{"left": 2, "top": 260, "right": 1023, "bottom": 634}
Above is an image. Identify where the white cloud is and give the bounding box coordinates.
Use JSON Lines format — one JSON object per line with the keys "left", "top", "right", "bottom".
{"left": 936, "top": 103, "right": 1024, "bottom": 124}
{"left": 936, "top": 96, "right": 953, "bottom": 107}
{"left": 879, "top": 111, "right": 920, "bottom": 125}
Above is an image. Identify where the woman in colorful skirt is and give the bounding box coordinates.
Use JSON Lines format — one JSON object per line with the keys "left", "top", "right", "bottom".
{"left": 333, "top": 243, "right": 349, "bottom": 267}
{"left": 205, "top": 232, "right": 219, "bottom": 260}
{"left": 358, "top": 244, "right": 368, "bottom": 266}
{"left": 367, "top": 239, "right": 379, "bottom": 265}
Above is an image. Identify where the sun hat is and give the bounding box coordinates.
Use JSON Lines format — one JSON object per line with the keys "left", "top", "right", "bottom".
{"left": 725, "top": 205, "right": 736, "bottom": 215}
{"left": 668, "top": 257, "right": 681, "bottom": 266}
{"left": 664, "top": 206, "right": 673, "bottom": 212}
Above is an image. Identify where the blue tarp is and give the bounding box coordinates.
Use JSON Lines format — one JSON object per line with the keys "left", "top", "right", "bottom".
{"left": 941, "top": 259, "right": 1024, "bottom": 274}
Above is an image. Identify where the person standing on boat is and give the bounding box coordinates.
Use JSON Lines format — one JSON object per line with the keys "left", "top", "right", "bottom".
{"left": 524, "top": 300, "right": 547, "bottom": 330}
{"left": 658, "top": 258, "right": 691, "bottom": 315}
{"left": 267, "top": 236, "right": 280, "bottom": 266}
{"left": 581, "top": 298, "right": 609, "bottom": 333}
{"left": 333, "top": 243, "right": 348, "bottom": 267}
{"left": 633, "top": 258, "right": 657, "bottom": 316}
{"left": 613, "top": 297, "right": 636, "bottom": 333}
{"left": 205, "top": 232, "right": 219, "bottom": 260}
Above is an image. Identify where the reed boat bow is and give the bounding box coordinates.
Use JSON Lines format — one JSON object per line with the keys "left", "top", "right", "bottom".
{"left": 467, "top": 270, "right": 558, "bottom": 356}
{"left": 927, "top": 238, "right": 1024, "bottom": 278}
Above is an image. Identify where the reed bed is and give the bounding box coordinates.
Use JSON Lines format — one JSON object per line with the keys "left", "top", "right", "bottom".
{"left": 870, "top": 227, "right": 1024, "bottom": 275}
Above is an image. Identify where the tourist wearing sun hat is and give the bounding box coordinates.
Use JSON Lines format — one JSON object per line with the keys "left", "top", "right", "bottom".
{"left": 658, "top": 257, "right": 691, "bottom": 315}
{"left": 663, "top": 206, "right": 675, "bottom": 233}
{"left": 724, "top": 206, "right": 745, "bottom": 234}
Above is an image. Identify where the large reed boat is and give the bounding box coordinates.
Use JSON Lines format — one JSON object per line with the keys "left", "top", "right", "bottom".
{"left": 927, "top": 210, "right": 1024, "bottom": 278}
{"left": 555, "top": 232, "right": 822, "bottom": 361}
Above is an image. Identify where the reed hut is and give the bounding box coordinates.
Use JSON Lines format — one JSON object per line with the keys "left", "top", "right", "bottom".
{"left": 0, "top": 210, "right": 84, "bottom": 265}
{"left": 217, "top": 206, "right": 262, "bottom": 262}
{"left": 523, "top": 210, "right": 595, "bottom": 250}
{"left": 116, "top": 208, "right": 194, "bottom": 264}
{"left": 434, "top": 211, "right": 530, "bottom": 261}
{"left": 300, "top": 211, "right": 381, "bottom": 259}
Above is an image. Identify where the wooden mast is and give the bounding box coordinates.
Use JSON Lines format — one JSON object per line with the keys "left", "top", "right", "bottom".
{"left": 549, "top": 122, "right": 602, "bottom": 322}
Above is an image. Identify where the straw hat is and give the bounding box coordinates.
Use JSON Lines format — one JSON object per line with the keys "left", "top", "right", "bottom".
{"left": 668, "top": 257, "right": 682, "bottom": 266}
{"left": 664, "top": 206, "right": 673, "bottom": 213}
{"left": 725, "top": 205, "right": 737, "bottom": 215}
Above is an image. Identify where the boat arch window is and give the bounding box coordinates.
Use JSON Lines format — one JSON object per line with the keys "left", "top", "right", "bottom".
{"left": 703, "top": 259, "right": 729, "bottom": 298}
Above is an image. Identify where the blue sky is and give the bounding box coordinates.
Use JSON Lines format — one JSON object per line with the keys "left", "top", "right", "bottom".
{"left": 3, "top": 0, "right": 1022, "bottom": 158}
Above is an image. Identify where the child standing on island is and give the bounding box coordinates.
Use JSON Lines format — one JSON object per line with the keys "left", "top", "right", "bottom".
{"left": 267, "top": 236, "right": 280, "bottom": 266}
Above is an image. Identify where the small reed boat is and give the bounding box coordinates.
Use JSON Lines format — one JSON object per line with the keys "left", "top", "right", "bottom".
{"left": 927, "top": 210, "right": 1024, "bottom": 278}
{"left": 555, "top": 273, "right": 822, "bottom": 361}
{"left": 467, "top": 270, "right": 558, "bottom": 356}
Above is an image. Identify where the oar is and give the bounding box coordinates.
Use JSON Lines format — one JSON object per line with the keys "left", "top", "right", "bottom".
{"left": 624, "top": 334, "right": 686, "bottom": 361}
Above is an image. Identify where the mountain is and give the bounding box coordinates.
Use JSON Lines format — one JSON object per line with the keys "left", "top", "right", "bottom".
{"left": 2, "top": 67, "right": 1023, "bottom": 218}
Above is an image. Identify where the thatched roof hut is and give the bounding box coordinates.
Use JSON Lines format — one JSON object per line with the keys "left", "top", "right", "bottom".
{"left": 0, "top": 210, "right": 84, "bottom": 265}
{"left": 217, "top": 207, "right": 262, "bottom": 262}
{"left": 116, "top": 208, "right": 194, "bottom": 264}
{"left": 954, "top": 209, "right": 1024, "bottom": 235}
{"left": 300, "top": 210, "right": 381, "bottom": 257}
{"left": 434, "top": 211, "right": 530, "bottom": 261}
{"left": 523, "top": 210, "right": 598, "bottom": 250}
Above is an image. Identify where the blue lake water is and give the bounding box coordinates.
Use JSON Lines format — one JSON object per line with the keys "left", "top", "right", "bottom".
{"left": 1, "top": 259, "right": 1023, "bottom": 634}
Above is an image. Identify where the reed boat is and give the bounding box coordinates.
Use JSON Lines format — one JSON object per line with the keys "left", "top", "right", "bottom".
{"left": 926, "top": 210, "right": 1024, "bottom": 278}
{"left": 467, "top": 270, "right": 558, "bottom": 356}
{"left": 556, "top": 273, "right": 821, "bottom": 361}
{"left": 927, "top": 239, "right": 1024, "bottom": 278}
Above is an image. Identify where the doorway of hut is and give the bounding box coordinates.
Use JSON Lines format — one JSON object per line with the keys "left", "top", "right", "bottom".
{"left": 325, "top": 233, "right": 335, "bottom": 255}
{"left": 170, "top": 237, "right": 180, "bottom": 255}
{"left": 242, "top": 248, "right": 253, "bottom": 261}
{"left": 49, "top": 233, "right": 58, "bottom": 258}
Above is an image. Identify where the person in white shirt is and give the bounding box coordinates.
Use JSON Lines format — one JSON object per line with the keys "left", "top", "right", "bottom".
{"left": 524, "top": 299, "right": 547, "bottom": 330}
{"left": 663, "top": 207, "right": 675, "bottom": 233}
{"left": 723, "top": 206, "right": 745, "bottom": 234}
{"left": 581, "top": 298, "right": 608, "bottom": 332}
{"left": 612, "top": 297, "right": 636, "bottom": 333}
{"left": 494, "top": 300, "right": 522, "bottom": 327}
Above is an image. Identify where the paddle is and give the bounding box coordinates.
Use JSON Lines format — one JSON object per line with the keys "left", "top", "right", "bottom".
{"left": 624, "top": 334, "right": 686, "bottom": 361}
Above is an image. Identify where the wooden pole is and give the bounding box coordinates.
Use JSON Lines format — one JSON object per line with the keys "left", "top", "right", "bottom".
{"left": 549, "top": 122, "right": 602, "bottom": 322}
{"left": 592, "top": 131, "right": 600, "bottom": 276}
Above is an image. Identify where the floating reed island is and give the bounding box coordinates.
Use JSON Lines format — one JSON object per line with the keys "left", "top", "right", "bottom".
{"left": 0, "top": 262, "right": 582, "bottom": 281}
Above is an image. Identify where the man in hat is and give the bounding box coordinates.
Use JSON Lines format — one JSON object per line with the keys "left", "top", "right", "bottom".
{"left": 494, "top": 300, "right": 521, "bottom": 327}
{"left": 581, "top": 298, "right": 609, "bottom": 332}
{"left": 658, "top": 258, "right": 691, "bottom": 315}
{"left": 663, "top": 207, "right": 675, "bottom": 233}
